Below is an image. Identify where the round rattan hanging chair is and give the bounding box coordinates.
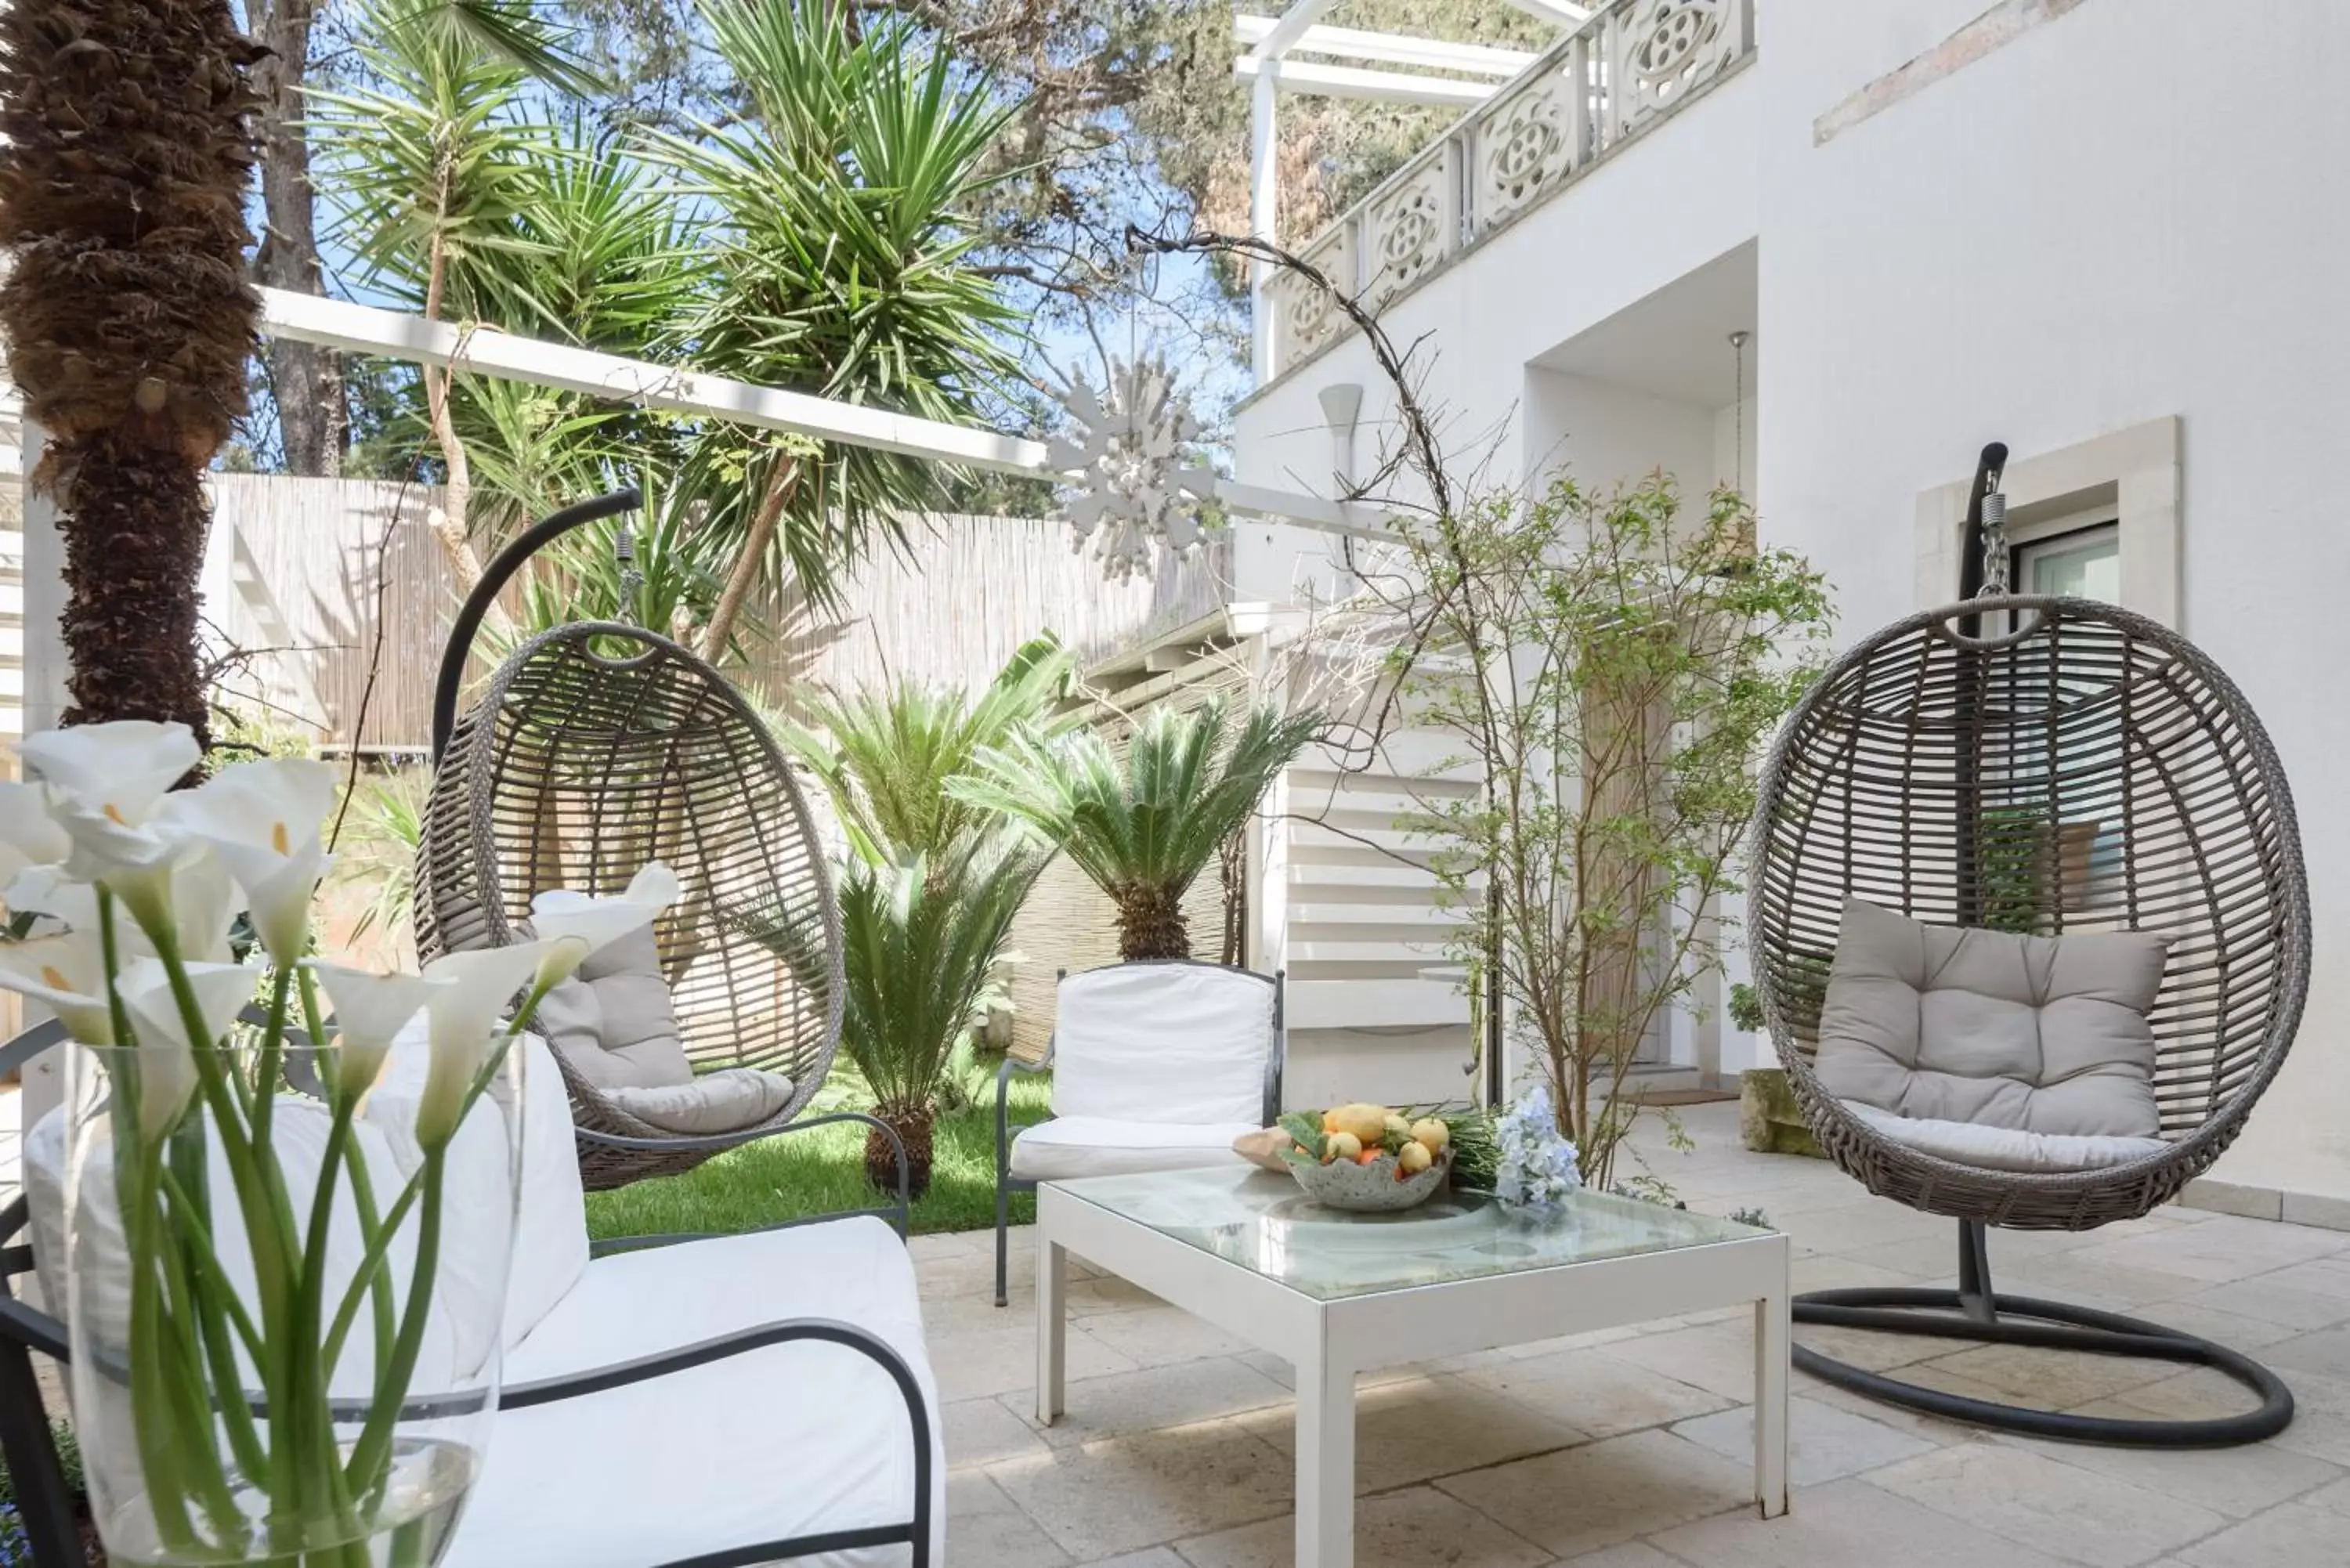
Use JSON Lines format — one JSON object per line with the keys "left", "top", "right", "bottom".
{"left": 416, "top": 491, "right": 844, "bottom": 1190}
{"left": 1747, "top": 446, "right": 2310, "bottom": 1447}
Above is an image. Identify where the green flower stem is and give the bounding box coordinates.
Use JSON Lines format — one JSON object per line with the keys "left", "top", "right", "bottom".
{"left": 159, "top": 1164, "right": 269, "bottom": 1360}
{"left": 288, "top": 1099, "right": 366, "bottom": 1547}
{"left": 302, "top": 963, "right": 396, "bottom": 1383}
{"left": 125, "top": 1147, "right": 200, "bottom": 1555}
{"left": 252, "top": 963, "right": 295, "bottom": 1151}
{"left": 320, "top": 1167, "right": 425, "bottom": 1379}
{"left": 163, "top": 1125, "right": 271, "bottom": 1486}
{"left": 345, "top": 1151, "right": 444, "bottom": 1503}
{"left": 153, "top": 1207, "right": 248, "bottom": 1547}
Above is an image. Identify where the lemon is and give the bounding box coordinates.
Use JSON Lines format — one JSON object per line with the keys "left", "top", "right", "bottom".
{"left": 1411, "top": 1118, "right": 1450, "bottom": 1154}
{"left": 1325, "top": 1131, "right": 1363, "bottom": 1164}
{"left": 1397, "top": 1140, "right": 1434, "bottom": 1176}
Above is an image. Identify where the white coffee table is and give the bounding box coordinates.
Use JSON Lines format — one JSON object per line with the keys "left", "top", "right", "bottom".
{"left": 1036, "top": 1167, "right": 1789, "bottom": 1567}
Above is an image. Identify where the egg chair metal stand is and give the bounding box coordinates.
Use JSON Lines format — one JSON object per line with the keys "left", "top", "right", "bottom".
{"left": 1745, "top": 446, "right": 2310, "bottom": 1447}
{"left": 417, "top": 490, "right": 852, "bottom": 1192}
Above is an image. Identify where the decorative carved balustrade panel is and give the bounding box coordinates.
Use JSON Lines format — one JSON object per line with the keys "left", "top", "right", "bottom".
{"left": 1611, "top": 0, "right": 1752, "bottom": 139}
{"left": 1361, "top": 142, "right": 1457, "bottom": 311}
{"left": 1275, "top": 227, "right": 1355, "bottom": 369}
{"left": 1474, "top": 38, "right": 1594, "bottom": 234}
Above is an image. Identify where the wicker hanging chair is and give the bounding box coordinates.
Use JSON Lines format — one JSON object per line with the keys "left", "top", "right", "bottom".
{"left": 416, "top": 492, "right": 845, "bottom": 1190}
{"left": 1746, "top": 447, "right": 2310, "bottom": 1447}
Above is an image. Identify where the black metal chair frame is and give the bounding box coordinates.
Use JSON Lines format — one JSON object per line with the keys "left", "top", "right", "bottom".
{"left": 0, "top": 1024, "right": 933, "bottom": 1567}
{"left": 993, "top": 959, "right": 1285, "bottom": 1308}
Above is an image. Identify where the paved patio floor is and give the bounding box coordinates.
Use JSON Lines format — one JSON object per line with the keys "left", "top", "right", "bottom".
{"left": 926, "top": 1101, "right": 2350, "bottom": 1566}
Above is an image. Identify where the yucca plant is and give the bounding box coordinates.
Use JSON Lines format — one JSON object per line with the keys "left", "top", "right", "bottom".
{"left": 783, "top": 634, "right": 1076, "bottom": 865}
{"left": 837, "top": 839, "right": 1044, "bottom": 1196}
{"left": 956, "top": 696, "right": 1327, "bottom": 961}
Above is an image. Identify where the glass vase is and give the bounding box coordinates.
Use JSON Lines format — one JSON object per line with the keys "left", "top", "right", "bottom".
{"left": 56, "top": 1030, "right": 525, "bottom": 1567}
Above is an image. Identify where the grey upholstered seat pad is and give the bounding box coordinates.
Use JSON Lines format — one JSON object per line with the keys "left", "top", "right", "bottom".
{"left": 532, "top": 921, "right": 696, "bottom": 1089}
{"left": 1813, "top": 898, "right": 2168, "bottom": 1140}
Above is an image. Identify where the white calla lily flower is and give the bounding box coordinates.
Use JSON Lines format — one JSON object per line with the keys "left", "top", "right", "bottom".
{"left": 0, "top": 930, "right": 118, "bottom": 1043}
{"left": 19, "top": 723, "right": 203, "bottom": 926}
{"left": 416, "top": 943, "right": 549, "bottom": 1147}
{"left": 527, "top": 862, "right": 681, "bottom": 986}
{"left": 0, "top": 781, "right": 70, "bottom": 891}
{"left": 6, "top": 850, "right": 236, "bottom": 966}
{"left": 163, "top": 760, "right": 340, "bottom": 964}
{"left": 306, "top": 960, "right": 451, "bottom": 1105}
{"left": 116, "top": 958, "right": 253, "bottom": 1143}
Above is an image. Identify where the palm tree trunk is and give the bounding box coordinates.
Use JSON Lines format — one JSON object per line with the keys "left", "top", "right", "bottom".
{"left": 1113, "top": 885, "right": 1191, "bottom": 961}
{"left": 246, "top": 0, "right": 345, "bottom": 475}
{"left": 866, "top": 1104, "right": 934, "bottom": 1201}
{"left": 0, "top": 0, "right": 264, "bottom": 742}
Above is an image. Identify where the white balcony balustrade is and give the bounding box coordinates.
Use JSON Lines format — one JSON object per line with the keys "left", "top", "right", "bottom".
{"left": 1260, "top": 0, "right": 1755, "bottom": 381}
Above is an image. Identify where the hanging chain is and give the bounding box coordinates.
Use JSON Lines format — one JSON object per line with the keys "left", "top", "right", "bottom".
{"left": 615, "top": 525, "right": 646, "bottom": 624}
{"left": 1976, "top": 486, "right": 2010, "bottom": 598}
{"left": 1728, "top": 330, "right": 1749, "bottom": 490}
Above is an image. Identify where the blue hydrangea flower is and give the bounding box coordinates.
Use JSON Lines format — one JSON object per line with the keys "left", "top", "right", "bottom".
{"left": 1494, "top": 1082, "right": 1583, "bottom": 1218}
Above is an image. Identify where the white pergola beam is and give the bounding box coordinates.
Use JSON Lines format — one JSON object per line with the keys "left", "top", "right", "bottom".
{"left": 1232, "top": 17, "right": 1536, "bottom": 78}
{"left": 258, "top": 287, "right": 1399, "bottom": 540}
{"left": 1502, "top": 0, "right": 1593, "bottom": 25}
{"left": 1234, "top": 55, "right": 1496, "bottom": 108}
{"left": 261, "top": 287, "right": 1055, "bottom": 478}
{"left": 1246, "top": 0, "right": 1340, "bottom": 62}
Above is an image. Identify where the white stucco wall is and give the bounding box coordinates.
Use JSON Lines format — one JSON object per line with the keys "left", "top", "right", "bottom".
{"left": 1234, "top": 0, "right": 2350, "bottom": 1205}
{"left": 1755, "top": 0, "right": 2350, "bottom": 1201}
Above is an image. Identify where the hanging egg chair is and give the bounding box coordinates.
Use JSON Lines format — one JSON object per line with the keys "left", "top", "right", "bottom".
{"left": 416, "top": 491, "right": 845, "bottom": 1190}
{"left": 1746, "top": 445, "right": 2310, "bottom": 1446}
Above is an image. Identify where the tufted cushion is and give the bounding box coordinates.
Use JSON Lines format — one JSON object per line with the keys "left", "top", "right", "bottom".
{"left": 1813, "top": 898, "right": 2169, "bottom": 1140}
{"left": 531, "top": 921, "right": 694, "bottom": 1090}
{"left": 605, "top": 1068, "right": 795, "bottom": 1135}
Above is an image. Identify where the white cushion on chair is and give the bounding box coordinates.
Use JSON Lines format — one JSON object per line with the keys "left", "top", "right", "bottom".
{"left": 446, "top": 1216, "right": 943, "bottom": 1568}
{"left": 1008, "top": 1115, "right": 1259, "bottom": 1181}
{"left": 1842, "top": 1100, "right": 2170, "bottom": 1174}
{"left": 1051, "top": 963, "right": 1275, "bottom": 1127}
{"left": 605, "top": 1067, "right": 796, "bottom": 1135}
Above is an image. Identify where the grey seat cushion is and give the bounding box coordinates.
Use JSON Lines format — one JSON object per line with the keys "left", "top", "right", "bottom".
{"left": 605, "top": 1069, "right": 796, "bottom": 1135}
{"left": 531, "top": 922, "right": 695, "bottom": 1090}
{"left": 1813, "top": 898, "right": 2169, "bottom": 1140}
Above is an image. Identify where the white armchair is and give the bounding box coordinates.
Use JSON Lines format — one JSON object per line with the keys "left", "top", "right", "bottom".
{"left": 994, "top": 959, "right": 1284, "bottom": 1306}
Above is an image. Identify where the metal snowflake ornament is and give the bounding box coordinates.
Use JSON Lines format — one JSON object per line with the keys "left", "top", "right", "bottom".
{"left": 1049, "top": 355, "right": 1219, "bottom": 581}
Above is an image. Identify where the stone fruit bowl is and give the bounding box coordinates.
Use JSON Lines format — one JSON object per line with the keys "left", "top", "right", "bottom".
{"left": 1286, "top": 1145, "right": 1452, "bottom": 1212}
{"left": 1278, "top": 1104, "right": 1456, "bottom": 1213}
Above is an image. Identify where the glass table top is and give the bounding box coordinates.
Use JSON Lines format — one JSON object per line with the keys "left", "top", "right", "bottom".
{"left": 1051, "top": 1165, "right": 1768, "bottom": 1302}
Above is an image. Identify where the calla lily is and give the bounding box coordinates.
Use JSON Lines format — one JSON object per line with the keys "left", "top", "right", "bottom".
{"left": 306, "top": 960, "right": 451, "bottom": 1106}
{"left": 415, "top": 943, "right": 549, "bottom": 1147}
{"left": 116, "top": 958, "right": 253, "bottom": 1143}
{"left": 0, "top": 930, "right": 118, "bottom": 1043}
{"left": 164, "top": 760, "right": 340, "bottom": 964}
{"left": 528, "top": 861, "right": 681, "bottom": 986}
{"left": 0, "top": 781, "right": 70, "bottom": 891}
{"left": 6, "top": 851, "right": 236, "bottom": 967}
{"left": 19, "top": 724, "right": 203, "bottom": 924}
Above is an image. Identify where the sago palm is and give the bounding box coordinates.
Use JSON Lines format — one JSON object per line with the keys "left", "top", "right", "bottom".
{"left": 956, "top": 696, "right": 1327, "bottom": 961}
{"left": 0, "top": 1, "right": 262, "bottom": 739}
{"left": 836, "top": 838, "right": 1043, "bottom": 1197}
{"left": 783, "top": 634, "right": 1076, "bottom": 865}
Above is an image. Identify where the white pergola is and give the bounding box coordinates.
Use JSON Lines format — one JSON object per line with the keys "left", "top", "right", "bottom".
{"left": 1236, "top": 1, "right": 1582, "bottom": 378}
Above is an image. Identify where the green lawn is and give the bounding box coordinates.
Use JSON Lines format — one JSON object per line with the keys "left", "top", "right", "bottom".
{"left": 584, "top": 1057, "right": 1053, "bottom": 1243}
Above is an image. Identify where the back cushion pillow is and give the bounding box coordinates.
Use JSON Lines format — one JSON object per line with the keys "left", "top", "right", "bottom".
{"left": 1813, "top": 898, "right": 2168, "bottom": 1139}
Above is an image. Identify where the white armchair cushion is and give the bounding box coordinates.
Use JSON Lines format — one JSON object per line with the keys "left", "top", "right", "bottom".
{"left": 447, "top": 1216, "right": 943, "bottom": 1568}
{"left": 1051, "top": 963, "right": 1275, "bottom": 1127}
{"left": 1008, "top": 1115, "right": 1259, "bottom": 1181}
